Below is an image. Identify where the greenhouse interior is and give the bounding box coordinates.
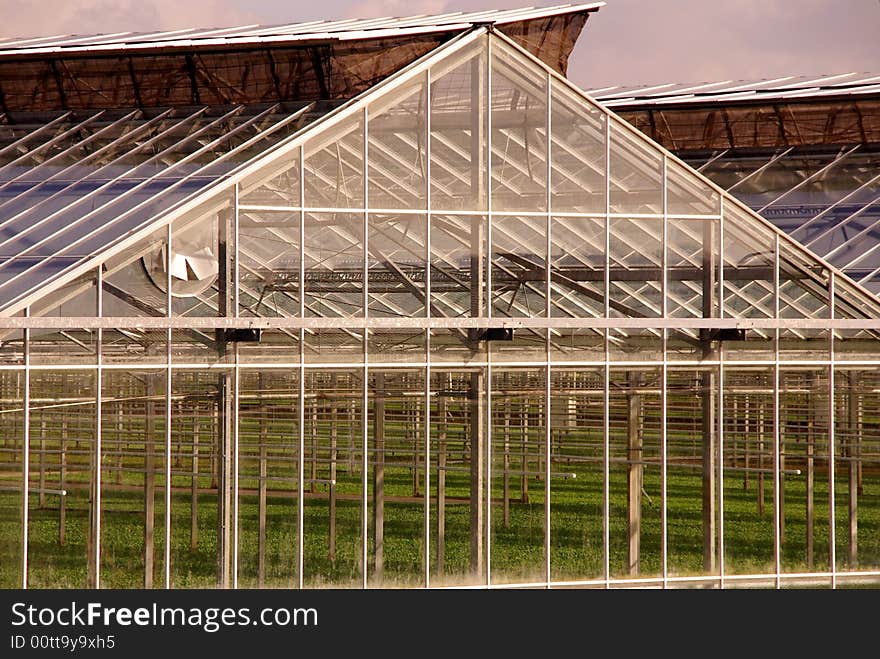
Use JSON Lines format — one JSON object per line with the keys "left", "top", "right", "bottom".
{"left": 0, "top": 3, "right": 878, "bottom": 589}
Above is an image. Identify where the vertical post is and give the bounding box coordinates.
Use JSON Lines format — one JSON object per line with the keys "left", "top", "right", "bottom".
{"left": 758, "top": 402, "right": 765, "bottom": 516}
{"left": 773, "top": 233, "right": 781, "bottom": 588}
{"left": 437, "top": 378, "right": 447, "bottom": 575}
{"left": 59, "top": 391, "right": 67, "bottom": 546}
{"left": 329, "top": 374, "right": 338, "bottom": 565}
{"left": 258, "top": 375, "right": 268, "bottom": 587}
{"left": 520, "top": 405, "right": 529, "bottom": 504}
{"left": 216, "top": 205, "right": 233, "bottom": 589}
{"left": 21, "top": 316, "right": 30, "bottom": 589}
{"left": 469, "top": 370, "right": 484, "bottom": 580}
{"left": 701, "top": 220, "right": 717, "bottom": 575}
{"left": 92, "top": 266, "right": 104, "bottom": 589}
{"left": 115, "top": 407, "right": 123, "bottom": 486}
{"left": 503, "top": 396, "right": 510, "bottom": 529}
{"left": 806, "top": 373, "right": 815, "bottom": 568}
{"left": 829, "top": 271, "right": 837, "bottom": 589}
{"left": 38, "top": 416, "right": 46, "bottom": 508}
{"left": 627, "top": 371, "right": 643, "bottom": 576}
{"left": 144, "top": 376, "right": 156, "bottom": 589}
{"left": 847, "top": 371, "right": 858, "bottom": 567}
{"left": 216, "top": 374, "right": 233, "bottom": 589}
{"left": 412, "top": 400, "right": 421, "bottom": 497}
{"left": 373, "top": 372, "right": 385, "bottom": 582}
{"left": 743, "top": 397, "right": 751, "bottom": 491}
{"left": 191, "top": 414, "right": 199, "bottom": 552}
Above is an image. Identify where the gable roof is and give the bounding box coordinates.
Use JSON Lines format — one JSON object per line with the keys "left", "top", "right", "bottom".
{"left": 1, "top": 20, "right": 878, "bottom": 326}
{"left": 0, "top": 3, "right": 605, "bottom": 56}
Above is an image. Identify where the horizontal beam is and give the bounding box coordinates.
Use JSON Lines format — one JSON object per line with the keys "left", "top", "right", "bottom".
{"left": 0, "top": 316, "right": 876, "bottom": 329}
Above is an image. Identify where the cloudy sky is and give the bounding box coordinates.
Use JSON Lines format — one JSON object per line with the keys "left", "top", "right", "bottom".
{"left": 1, "top": 0, "right": 878, "bottom": 90}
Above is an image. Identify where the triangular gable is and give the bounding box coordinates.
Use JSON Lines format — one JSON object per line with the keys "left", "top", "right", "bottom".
{"left": 5, "top": 25, "right": 880, "bottom": 327}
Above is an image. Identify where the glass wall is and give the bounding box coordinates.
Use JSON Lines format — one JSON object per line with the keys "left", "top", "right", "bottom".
{"left": 3, "top": 29, "right": 880, "bottom": 590}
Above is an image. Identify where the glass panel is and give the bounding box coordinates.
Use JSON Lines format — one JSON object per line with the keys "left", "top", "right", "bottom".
{"left": 304, "top": 212, "right": 364, "bottom": 318}
{"left": 368, "top": 329, "right": 427, "bottom": 364}
{"left": 550, "top": 216, "right": 604, "bottom": 319}
{"left": 0, "top": 369, "right": 23, "bottom": 587}
{"left": 368, "top": 213, "right": 426, "bottom": 318}
{"left": 303, "top": 369, "right": 363, "bottom": 587}
{"left": 430, "top": 40, "right": 487, "bottom": 211}
{"left": 722, "top": 368, "right": 778, "bottom": 576}
{"left": 549, "top": 78, "right": 605, "bottom": 214}
{"left": 368, "top": 76, "right": 428, "bottom": 210}
{"left": 428, "top": 328, "right": 485, "bottom": 364}
{"left": 168, "top": 208, "right": 224, "bottom": 318}
{"left": 491, "top": 215, "right": 546, "bottom": 317}
{"left": 609, "top": 367, "right": 662, "bottom": 579}
{"left": 30, "top": 328, "right": 96, "bottom": 366}
{"left": 667, "top": 218, "right": 720, "bottom": 320}
{"left": 304, "top": 113, "right": 364, "bottom": 209}
{"left": 667, "top": 367, "right": 719, "bottom": 578}
{"left": 100, "top": 369, "right": 163, "bottom": 587}
{"left": 609, "top": 120, "right": 661, "bottom": 214}
{"left": 368, "top": 370, "right": 426, "bottom": 586}
{"left": 490, "top": 39, "right": 547, "bottom": 213}
{"left": 666, "top": 158, "right": 720, "bottom": 216}
{"left": 101, "top": 227, "right": 168, "bottom": 318}
{"left": 833, "top": 367, "right": 880, "bottom": 573}
{"left": 778, "top": 240, "right": 830, "bottom": 320}
{"left": 239, "top": 146, "right": 301, "bottom": 207}
{"left": 28, "top": 369, "right": 96, "bottom": 588}
{"left": 31, "top": 269, "right": 97, "bottom": 317}
{"left": 722, "top": 202, "right": 775, "bottom": 319}
{"left": 305, "top": 329, "right": 363, "bottom": 365}
{"left": 429, "top": 369, "right": 484, "bottom": 585}
{"left": 429, "top": 214, "right": 487, "bottom": 319}
{"left": 549, "top": 367, "right": 604, "bottom": 581}
{"left": 237, "top": 329, "right": 300, "bottom": 365}
{"left": 491, "top": 368, "right": 545, "bottom": 585}
{"left": 609, "top": 217, "right": 662, "bottom": 318}
{"left": 236, "top": 369, "right": 298, "bottom": 587}
{"left": 777, "top": 369, "right": 831, "bottom": 574}
{"left": 549, "top": 328, "right": 604, "bottom": 363}
{"left": 238, "top": 208, "right": 300, "bottom": 318}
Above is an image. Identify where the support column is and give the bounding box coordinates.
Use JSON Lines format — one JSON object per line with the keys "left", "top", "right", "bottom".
{"left": 258, "top": 377, "right": 268, "bottom": 587}
{"left": 700, "top": 221, "right": 717, "bottom": 574}
{"left": 216, "top": 374, "right": 233, "bottom": 588}
{"left": 329, "top": 375, "right": 338, "bottom": 564}
{"left": 372, "top": 373, "right": 385, "bottom": 582}
{"left": 848, "top": 371, "right": 859, "bottom": 567}
{"left": 144, "top": 377, "right": 156, "bottom": 589}
{"left": 191, "top": 413, "right": 199, "bottom": 552}
{"left": 469, "top": 370, "right": 485, "bottom": 580}
{"left": 436, "top": 382, "right": 447, "bottom": 574}
{"left": 806, "top": 374, "right": 816, "bottom": 568}
{"left": 627, "top": 371, "right": 643, "bottom": 576}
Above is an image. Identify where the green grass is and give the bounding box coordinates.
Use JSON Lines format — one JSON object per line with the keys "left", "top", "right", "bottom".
{"left": 2, "top": 458, "right": 878, "bottom": 588}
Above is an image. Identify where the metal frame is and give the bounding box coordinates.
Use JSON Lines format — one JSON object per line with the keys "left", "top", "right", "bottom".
{"left": 3, "top": 24, "right": 880, "bottom": 593}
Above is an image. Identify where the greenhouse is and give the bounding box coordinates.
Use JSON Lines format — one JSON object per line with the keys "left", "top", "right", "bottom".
{"left": 0, "top": 3, "right": 878, "bottom": 590}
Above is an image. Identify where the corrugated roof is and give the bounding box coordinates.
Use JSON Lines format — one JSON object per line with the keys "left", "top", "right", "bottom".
{"left": 589, "top": 72, "right": 880, "bottom": 107}
{"left": 0, "top": 2, "right": 604, "bottom": 57}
